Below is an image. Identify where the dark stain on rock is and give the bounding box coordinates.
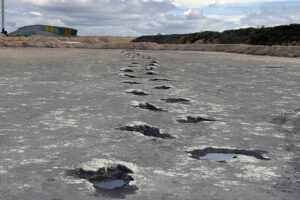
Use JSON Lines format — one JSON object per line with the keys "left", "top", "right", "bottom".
{"left": 130, "top": 101, "right": 166, "bottom": 112}
{"left": 122, "top": 81, "right": 142, "bottom": 85}
{"left": 177, "top": 116, "right": 216, "bottom": 123}
{"left": 126, "top": 89, "right": 149, "bottom": 96}
{"left": 161, "top": 98, "right": 190, "bottom": 104}
{"left": 149, "top": 78, "right": 173, "bottom": 82}
{"left": 65, "top": 164, "right": 136, "bottom": 190}
{"left": 188, "top": 147, "right": 271, "bottom": 162}
{"left": 270, "top": 112, "right": 300, "bottom": 136}
{"left": 47, "top": 178, "right": 56, "bottom": 182}
{"left": 118, "top": 122, "right": 174, "bottom": 139}
{"left": 270, "top": 116, "right": 289, "bottom": 126}
{"left": 153, "top": 85, "right": 172, "bottom": 90}
{"left": 120, "top": 68, "right": 134, "bottom": 73}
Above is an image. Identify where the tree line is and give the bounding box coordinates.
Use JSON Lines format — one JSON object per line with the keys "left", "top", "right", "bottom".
{"left": 133, "top": 24, "right": 300, "bottom": 46}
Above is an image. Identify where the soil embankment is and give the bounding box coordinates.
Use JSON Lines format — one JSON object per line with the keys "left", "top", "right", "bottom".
{"left": 1, "top": 35, "right": 300, "bottom": 58}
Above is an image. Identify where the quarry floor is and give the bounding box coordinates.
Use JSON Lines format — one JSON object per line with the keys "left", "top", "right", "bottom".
{"left": 0, "top": 48, "right": 299, "bottom": 200}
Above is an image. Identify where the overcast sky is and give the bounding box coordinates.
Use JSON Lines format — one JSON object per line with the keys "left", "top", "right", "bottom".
{"left": 3, "top": 0, "right": 300, "bottom": 36}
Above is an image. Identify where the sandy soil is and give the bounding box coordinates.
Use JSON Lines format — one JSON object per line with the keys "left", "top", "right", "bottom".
{"left": 0, "top": 35, "right": 300, "bottom": 58}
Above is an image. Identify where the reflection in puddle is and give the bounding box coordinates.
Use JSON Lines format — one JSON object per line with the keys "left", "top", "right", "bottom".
{"left": 188, "top": 147, "right": 270, "bottom": 161}
{"left": 95, "top": 179, "right": 129, "bottom": 190}
{"left": 199, "top": 153, "right": 237, "bottom": 162}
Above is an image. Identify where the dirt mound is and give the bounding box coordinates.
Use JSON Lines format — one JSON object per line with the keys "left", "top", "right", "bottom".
{"left": 0, "top": 33, "right": 7, "bottom": 38}
{"left": 0, "top": 35, "right": 133, "bottom": 48}
{"left": 1, "top": 35, "right": 300, "bottom": 57}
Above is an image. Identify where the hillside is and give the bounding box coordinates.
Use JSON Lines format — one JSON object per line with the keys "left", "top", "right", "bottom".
{"left": 133, "top": 24, "right": 300, "bottom": 46}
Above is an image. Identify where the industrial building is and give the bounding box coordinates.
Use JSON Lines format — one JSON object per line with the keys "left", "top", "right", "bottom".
{"left": 9, "top": 25, "right": 78, "bottom": 37}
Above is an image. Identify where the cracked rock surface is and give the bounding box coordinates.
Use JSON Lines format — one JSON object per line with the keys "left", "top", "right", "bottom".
{"left": 0, "top": 48, "right": 299, "bottom": 200}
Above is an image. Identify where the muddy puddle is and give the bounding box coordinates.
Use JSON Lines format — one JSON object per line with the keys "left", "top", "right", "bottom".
{"left": 66, "top": 164, "right": 135, "bottom": 190}
{"left": 188, "top": 147, "right": 270, "bottom": 162}
{"left": 199, "top": 153, "right": 237, "bottom": 162}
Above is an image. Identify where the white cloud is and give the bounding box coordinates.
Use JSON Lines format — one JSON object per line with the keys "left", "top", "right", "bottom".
{"left": 240, "top": 3, "right": 300, "bottom": 27}
{"left": 172, "top": 0, "right": 293, "bottom": 8}
{"left": 3, "top": 0, "right": 300, "bottom": 36}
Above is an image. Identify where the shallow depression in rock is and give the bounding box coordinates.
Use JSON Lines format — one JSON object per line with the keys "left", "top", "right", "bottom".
{"left": 188, "top": 147, "right": 271, "bottom": 162}
{"left": 199, "top": 153, "right": 237, "bottom": 162}
{"left": 126, "top": 89, "right": 150, "bottom": 96}
{"left": 145, "top": 66, "right": 157, "bottom": 70}
{"left": 65, "top": 164, "right": 136, "bottom": 190}
{"left": 122, "top": 73, "right": 138, "bottom": 78}
{"left": 149, "top": 78, "right": 173, "bottom": 82}
{"left": 120, "top": 68, "right": 135, "bottom": 72}
{"left": 177, "top": 116, "right": 216, "bottom": 123}
{"left": 128, "top": 65, "right": 139, "bottom": 68}
{"left": 145, "top": 71, "right": 160, "bottom": 75}
{"left": 153, "top": 85, "right": 172, "bottom": 90}
{"left": 95, "top": 179, "right": 129, "bottom": 190}
{"left": 161, "top": 98, "right": 190, "bottom": 104}
{"left": 117, "top": 121, "right": 174, "bottom": 139}
{"left": 130, "top": 101, "right": 165, "bottom": 112}
{"left": 122, "top": 81, "right": 142, "bottom": 85}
